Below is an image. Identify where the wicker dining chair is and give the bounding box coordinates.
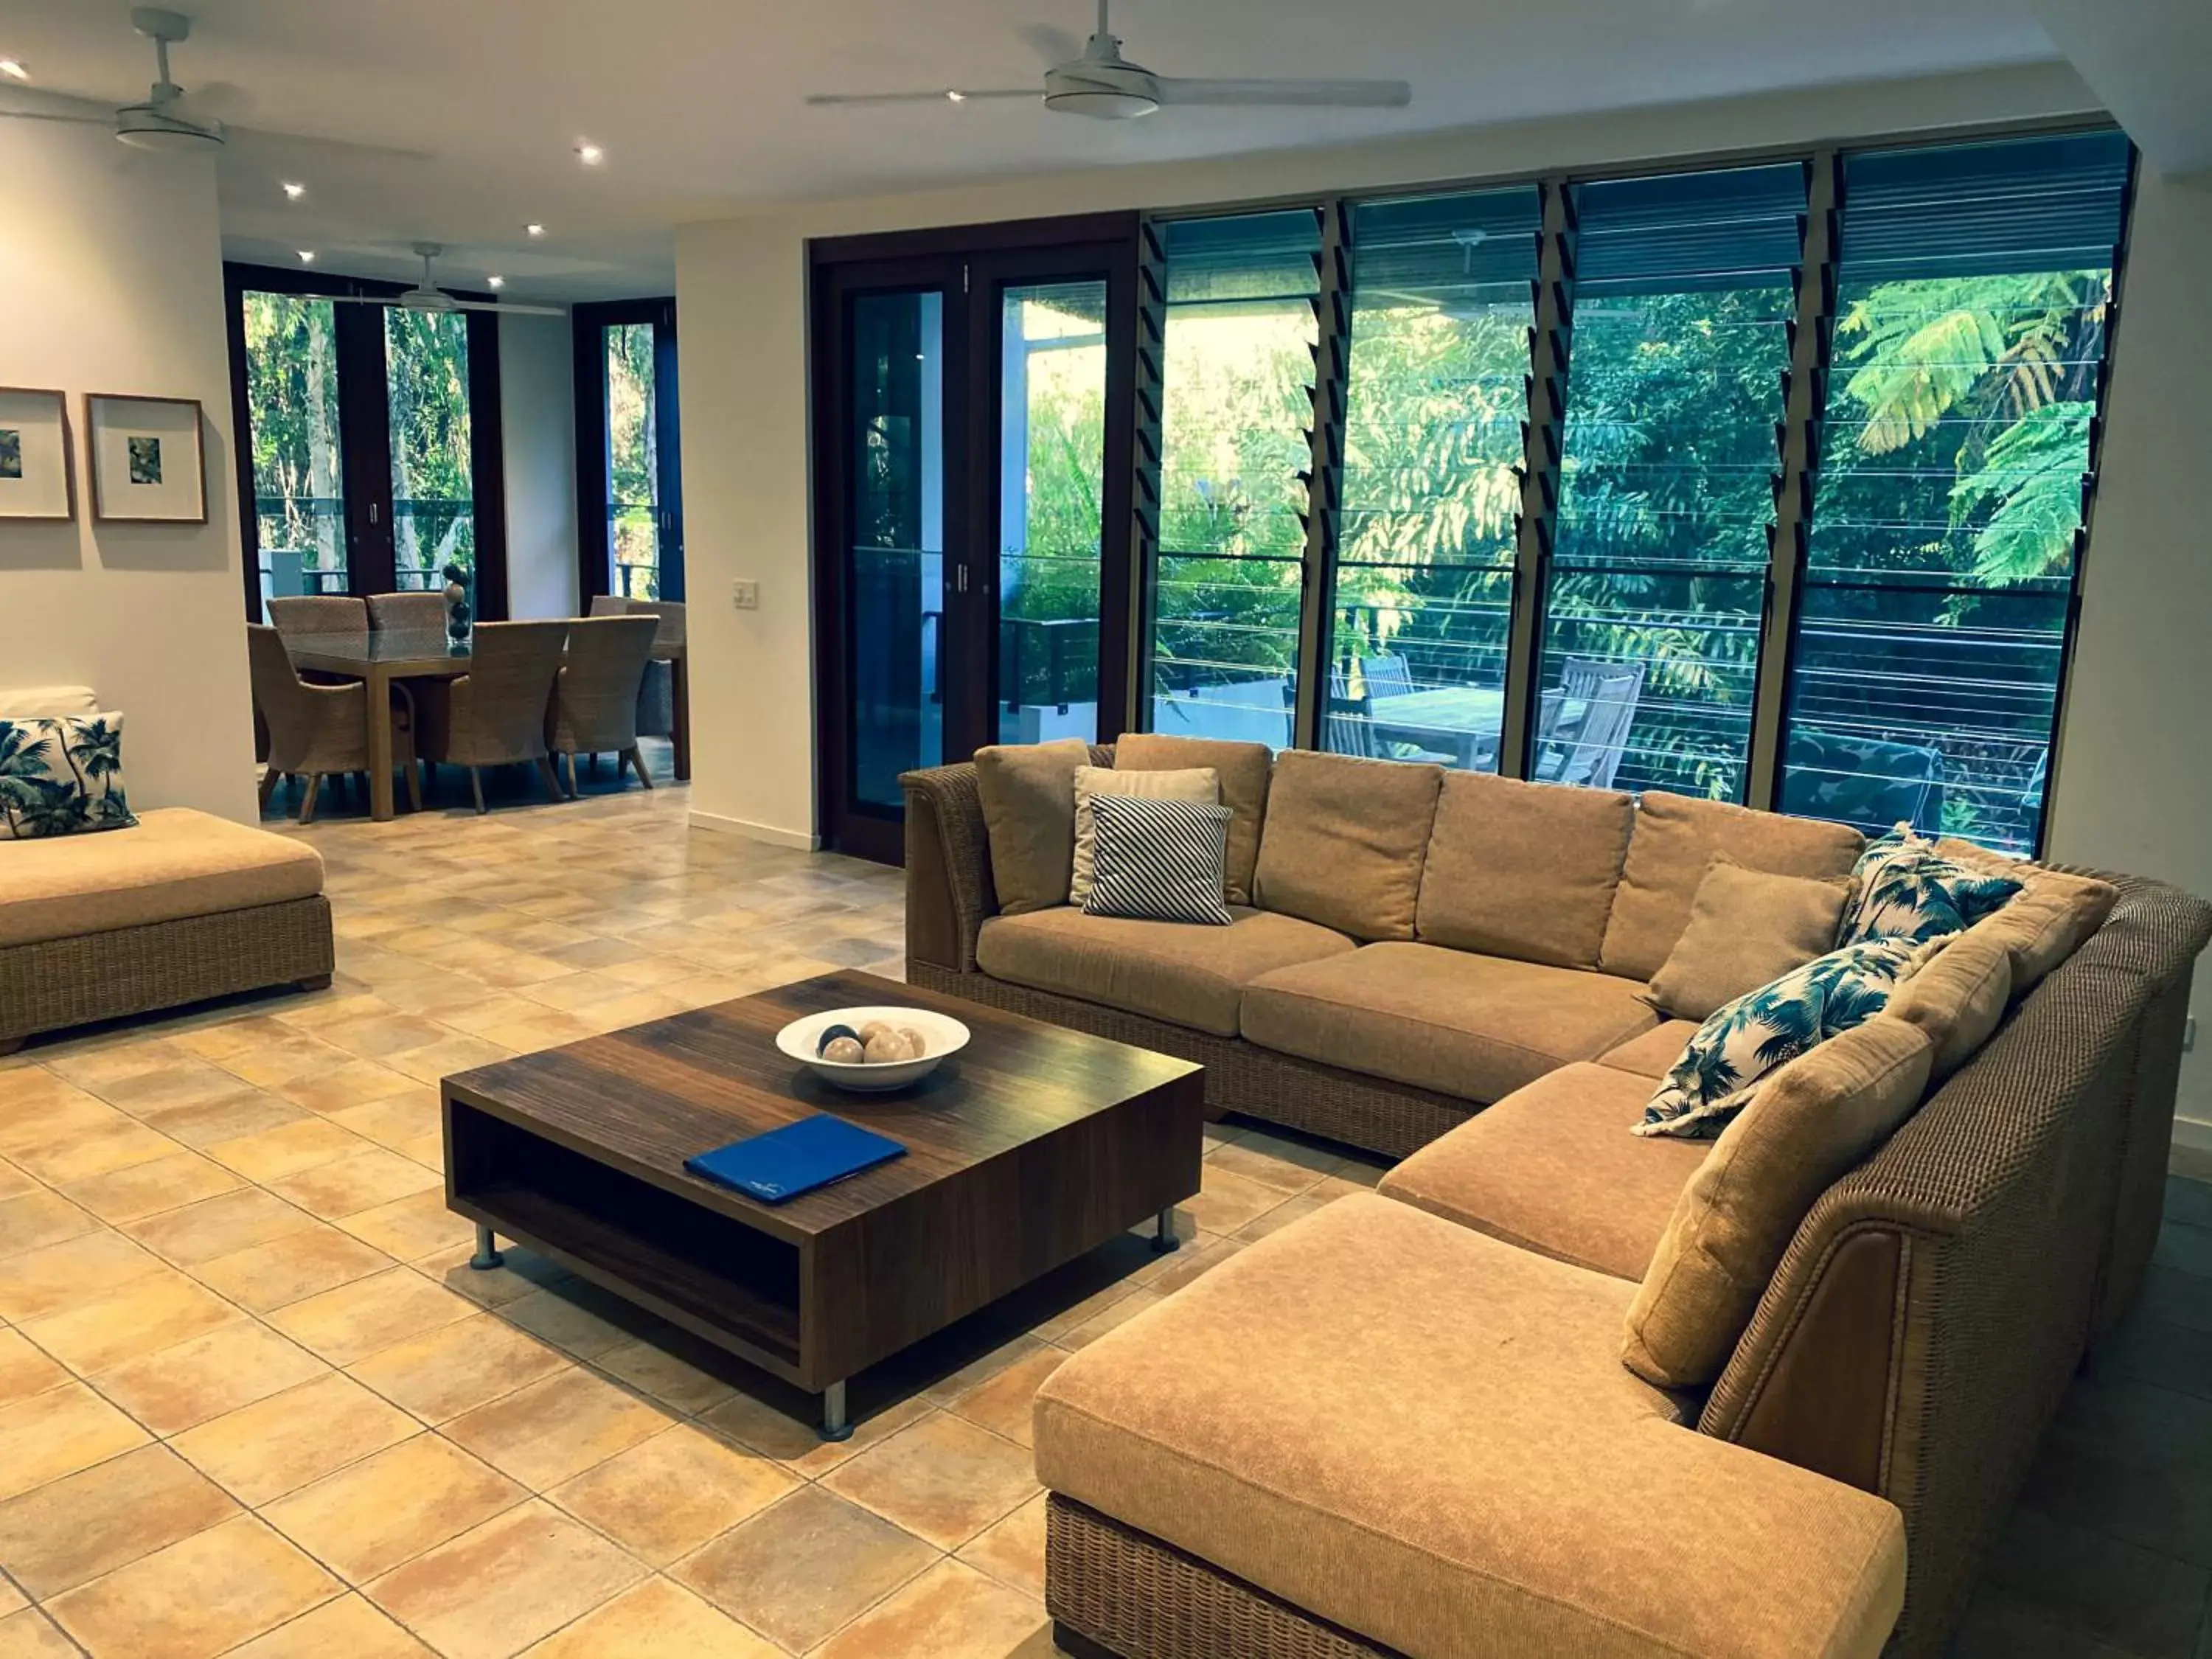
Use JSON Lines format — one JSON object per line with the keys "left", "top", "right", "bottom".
{"left": 247, "top": 625, "right": 420, "bottom": 824}
{"left": 411, "top": 620, "right": 568, "bottom": 813}
{"left": 546, "top": 614, "right": 661, "bottom": 795}
{"left": 266, "top": 594, "right": 368, "bottom": 647}
{"left": 366, "top": 591, "right": 448, "bottom": 634}
{"left": 589, "top": 595, "right": 680, "bottom": 744}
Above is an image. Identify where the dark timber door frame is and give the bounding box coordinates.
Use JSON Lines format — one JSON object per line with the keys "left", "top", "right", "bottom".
{"left": 573, "top": 297, "right": 685, "bottom": 605}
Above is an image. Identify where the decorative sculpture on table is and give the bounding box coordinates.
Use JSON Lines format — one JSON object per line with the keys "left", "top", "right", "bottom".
{"left": 442, "top": 561, "right": 473, "bottom": 655}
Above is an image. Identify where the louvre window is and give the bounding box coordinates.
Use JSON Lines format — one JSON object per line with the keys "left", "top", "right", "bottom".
{"left": 1144, "top": 210, "right": 1322, "bottom": 750}
{"left": 1326, "top": 187, "right": 1542, "bottom": 771}
{"left": 1540, "top": 164, "right": 1806, "bottom": 799}
{"left": 1784, "top": 132, "right": 2130, "bottom": 852}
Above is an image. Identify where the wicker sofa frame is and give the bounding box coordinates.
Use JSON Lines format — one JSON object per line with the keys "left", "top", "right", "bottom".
{"left": 901, "top": 757, "right": 2211, "bottom": 1658}
{"left": 0, "top": 895, "right": 335, "bottom": 1054}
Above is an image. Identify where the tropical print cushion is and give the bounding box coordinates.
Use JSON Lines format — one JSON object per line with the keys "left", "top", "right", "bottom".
{"left": 1636, "top": 936, "right": 1930, "bottom": 1140}
{"left": 0, "top": 713, "right": 136, "bottom": 841}
{"left": 1840, "top": 824, "right": 2023, "bottom": 947}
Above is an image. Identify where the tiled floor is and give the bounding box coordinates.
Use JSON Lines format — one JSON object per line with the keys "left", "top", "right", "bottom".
{"left": 0, "top": 776, "right": 2207, "bottom": 1658}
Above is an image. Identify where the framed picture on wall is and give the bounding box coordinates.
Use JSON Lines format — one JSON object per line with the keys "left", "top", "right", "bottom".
{"left": 0, "top": 387, "right": 76, "bottom": 523}
{"left": 85, "top": 393, "right": 206, "bottom": 524}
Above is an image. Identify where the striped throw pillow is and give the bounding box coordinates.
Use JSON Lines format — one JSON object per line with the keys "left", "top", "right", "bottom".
{"left": 1085, "top": 795, "right": 1234, "bottom": 927}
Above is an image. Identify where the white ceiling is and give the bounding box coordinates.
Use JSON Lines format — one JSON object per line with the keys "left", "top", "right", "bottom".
{"left": 1, "top": 0, "right": 2070, "bottom": 303}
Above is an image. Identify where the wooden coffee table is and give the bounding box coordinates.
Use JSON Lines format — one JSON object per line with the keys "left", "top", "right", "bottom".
{"left": 440, "top": 970, "right": 1204, "bottom": 1439}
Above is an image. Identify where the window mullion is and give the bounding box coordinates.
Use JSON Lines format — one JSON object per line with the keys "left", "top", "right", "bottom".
{"left": 1127, "top": 219, "right": 1169, "bottom": 737}
{"left": 1747, "top": 150, "right": 1840, "bottom": 810}
{"left": 1292, "top": 200, "right": 1352, "bottom": 754}
{"left": 1499, "top": 176, "right": 1576, "bottom": 780}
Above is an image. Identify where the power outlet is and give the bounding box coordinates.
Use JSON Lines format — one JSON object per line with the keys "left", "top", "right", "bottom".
{"left": 2186, "top": 1016, "right": 2198, "bottom": 1054}
{"left": 731, "top": 580, "right": 759, "bottom": 611}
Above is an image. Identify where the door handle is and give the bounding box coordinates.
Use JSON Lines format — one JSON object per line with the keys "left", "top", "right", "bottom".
{"left": 953, "top": 563, "right": 970, "bottom": 594}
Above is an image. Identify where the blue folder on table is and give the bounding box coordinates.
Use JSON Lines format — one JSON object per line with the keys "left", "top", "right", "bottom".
{"left": 684, "top": 1113, "right": 907, "bottom": 1204}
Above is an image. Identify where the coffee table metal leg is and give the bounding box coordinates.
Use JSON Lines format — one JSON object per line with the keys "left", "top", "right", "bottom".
{"left": 1152, "top": 1207, "right": 1181, "bottom": 1253}
{"left": 821, "top": 1381, "right": 852, "bottom": 1442}
{"left": 469, "top": 1225, "right": 504, "bottom": 1271}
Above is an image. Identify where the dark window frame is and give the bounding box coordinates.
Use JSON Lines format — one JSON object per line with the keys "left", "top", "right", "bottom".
{"left": 572, "top": 297, "right": 684, "bottom": 605}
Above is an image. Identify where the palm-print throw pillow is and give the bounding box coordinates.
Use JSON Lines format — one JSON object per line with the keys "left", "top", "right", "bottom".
{"left": 1636, "top": 935, "right": 1931, "bottom": 1139}
{"left": 0, "top": 713, "right": 136, "bottom": 841}
{"left": 1840, "top": 824, "right": 2023, "bottom": 947}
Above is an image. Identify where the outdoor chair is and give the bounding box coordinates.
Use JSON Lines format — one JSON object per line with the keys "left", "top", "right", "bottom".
{"left": 413, "top": 620, "right": 568, "bottom": 813}
{"left": 247, "top": 624, "right": 420, "bottom": 824}
{"left": 1535, "top": 656, "right": 1646, "bottom": 790}
{"left": 1780, "top": 726, "right": 1945, "bottom": 837}
{"left": 546, "top": 615, "right": 661, "bottom": 795}
{"left": 1358, "top": 654, "right": 1417, "bottom": 699}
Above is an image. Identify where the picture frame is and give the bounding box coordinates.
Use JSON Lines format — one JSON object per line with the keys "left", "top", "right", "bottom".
{"left": 85, "top": 393, "right": 207, "bottom": 524}
{"left": 0, "top": 387, "right": 77, "bottom": 523}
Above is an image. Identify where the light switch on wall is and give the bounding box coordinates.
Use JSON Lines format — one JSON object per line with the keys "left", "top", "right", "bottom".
{"left": 731, "top": 580, "right": 759, "bottom": 611}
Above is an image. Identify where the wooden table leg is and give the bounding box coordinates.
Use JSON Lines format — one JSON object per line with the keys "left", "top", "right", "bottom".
{"left": 366, "top": 665, "right": 397, "bottom": 821}
{"left": 671, "top": 651, "right": 691, "bottom": 782}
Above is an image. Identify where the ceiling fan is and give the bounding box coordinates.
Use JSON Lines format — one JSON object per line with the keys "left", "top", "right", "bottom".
{"left": 806, "top": 0, "right": 1411, "bottom": 120}
{"left": 326, "top": 246, "right": 564, "bottom": 318}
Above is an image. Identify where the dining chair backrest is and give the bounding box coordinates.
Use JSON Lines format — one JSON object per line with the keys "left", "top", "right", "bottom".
{"left": 246, "top": 624, "right": 310, "bottom": 742}
{"left": 1359, "top": 654, "right": 1416, "bottom": 700}
{"left": 1324, "top": 667, "right": 1378, "bottom": 760}
{"left": 366, "top": 591, "right": 447, "bottom": 633}
{"left": 549, "top": 616, "right": 659, "bottom": 754}
{"left": 625, "top": 599, "right": 686, "bottom": 655}
{"left": 1547, "top": 658, "right": 1646, "bottom": 790}
{"left": 455, "top": 621, "right": 570, "bottom": 761}
{"left": 266, "top": 594, "right": 367, "bottom": 646}
{"left": 588, "top": 595, "right": 630, "bottom": 619}
{"left": 247, "top": 622, "right": 365, "bottom": 776}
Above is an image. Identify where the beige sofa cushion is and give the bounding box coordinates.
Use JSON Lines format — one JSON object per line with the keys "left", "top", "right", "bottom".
{"left": 1036, "top": 1192, "right": 1907, "bottom": 1659}
{"left": 1884, "top": 930, "right": 2013, "bottom": 1082}
{"left": 1644, "top": 859, "right": 1851, "bottom": 1020}
{"left": 1242, "top": 942, "right": 1658, "bottom": 1105}
{"left": 1069, "top": 764, "right": 1218, "bottom": 906}
{"left": 1113, "top": 732, "right": 1273, "bottom": 905}
{"left": 1601, "top": 793, "right": 1863, "bottom": 982}
{"left": 1978, "top": 870, "right": 2120, "bottom": 994}
{"left": 1624, "top": 1015, "right": 1934, "bottom": 1389}
{"left": 1599, "top": 1020, "right": 1703, "bottom": 1079}
{"left": 976, "top": 905, "right": 1354, "bottom": 1038}
{"left": 1379, "top": 1063, "right": 1708, "bottom": 1279}
{"left": 1415, "top": 772, "right": 1633, "bottom": 969}
{"left": 1253, "top": 750, "right": 1441, "bottom": 942}
{"left": 0, "top": 686, "right": 99, "bottom": 719}
{"left": 974, "top": 738, "right": 1089, "bottom": 916}
{"left": 0, "top": 808, "right": 325, "bottom": 950}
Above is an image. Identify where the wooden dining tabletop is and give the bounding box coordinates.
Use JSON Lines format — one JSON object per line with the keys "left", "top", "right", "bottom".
{"left": 285, "top": 628, "right": 691, "bottom": 821}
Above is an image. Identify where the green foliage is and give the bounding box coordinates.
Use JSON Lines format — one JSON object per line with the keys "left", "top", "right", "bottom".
{"left": 1947, "top": 401, "right": 2093, "bottom": 585}
{"left": 607, "top": 323, "right": 660, "bottom": 598}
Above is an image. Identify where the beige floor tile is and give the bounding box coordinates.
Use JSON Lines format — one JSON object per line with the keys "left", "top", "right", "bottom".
{"left": 264, "top": 1432, "right": 526, "bottom": 1583}
{"left": 222, "top": 1592, "right": 434, "bottom": 1657}
{"left": 549, "top": 1424, "right": 799, "bottom": 1565}
{"left": 365, "top": 1499, "right": 648, "bottom": 1659}
{"left": 443, "top": 1366, "right": 672, "bottom": 1489}
{"left": 309, "top": 1012, "right": 455, "bottom": 1061}
{"left": 1145, "top": 1233, "right": 1247, "bottom": 1296}
{"left": 700, "top": 1386, "right": 932, "bottom": 1479}
{"left": 327, "top": 1091, "right": 445, "bottom": 1155}
{"left": 122, "top": 1185, "right": 319, "bottom": 1265}
{"left": 1184, "top": 1165, "right": 1294, "bottom": 1235}
{"left": 593, "top": 1334, "right": 740, "bottom": 1415}
{"left": 437, "top": 992, "right": 570, "bottom": 1036}
{"left": 0, "top": 1331, "right": 69, "bottom": 1408}
{"left": 810, "top": 1558, "right": 1046, "bottom": 1659}
{"left": 420, "top": 1242, "right": 571, "bottom": 1309}
{"left": 1206, "top": 1131, "right": 1344, "bottom": 1192}
{"left": 386, "top": 1034, "right": 517, "bottom": 1085}
{"left": 0, "top": 1380, "right": 150, "bottom": 1503}
{"left": 1028, "top": 1275, "right": 1144, "bottom": 1345}
{"left": 172, "top": 1374, "right": 420, "bottom": 1506}
{"left": 821, "top": 1411, "right": 1040, "bottom": 1551}
{"left": 0, "top": 1228, "right": 165, "bottom": 1322}
{"left": 472, "top": 1011, "right": 600, "bottom": 1053}
{"left": 0, "top": 1607, "right": 78, "bottom": 1657}
{"left": 518, "top": 1576, "right": 782, "bottom": 1658}
{"left": 947, "top": 1347, "right": 1065, "bottom": 1450}
{"left": 8, "top": 1116, "right": 178, "bottom": 1186}
{"left": 215, "top": 1030, "right": 360, "bottom": 1092}
{"left": 87, "top": 1058, "right": 262, "bottom": 1117}
{"left": 19, "top": 1266, "right": 241, "bottom": 1374}
{"left": 337, "top": 1188, "right": 477, "bottom": 1261}
{"left": 347, "top": 1310, "right": 568, "bottom": 1423}
{"left": 59, "top": 1149, "right": 244, "bottom": 1224}
{"left": 269, "top": 1058, "right": 426, "bottom": 1116}
{"left": 0, "top": 1161, "right": 30, "bottom": 1203}
{"left": 268, "top": 1149, "right": 440, "bottom": 1220}
{"left": 93, "top": 1320, "right": 327, "bottom": 1435}
{"left": 0, "top": 1189, "right": 99, "bottom": 1261}
{"left": 46, "top": 1513, "right": 340, "bottom": 1659}
{"left": 192, "top": 1223, "right": 396, "bottom": 1312}
{"left": 0, "top": 1584, "right": 24, "bottom": 1620}
{"left": 204, "top": 1117, "right": 374, "bottom": 1183}
{"left": 671, "top": 1486, "right": 936, "bottom": 1654}
{"left": 0, "top": 1442, "right": 237, "bottom": 1599}
{"left": 955, "top": 1492, "right": 1048, "bottom": 1601}
{"left": 267, "top": 1266, "right": 476, "bottom": 1365}
{"left": 1233, "top": 1186, "right": 1343, "bottom": 1243}
{"left": 1056, "top": 1287, "right": 1161, "bottom": 1350}
{"left": 139, "top": 1086, "right": 310, "bottom": 1149}
{"left": 495, "top": 1281, "right": 644, "bottom": 1357}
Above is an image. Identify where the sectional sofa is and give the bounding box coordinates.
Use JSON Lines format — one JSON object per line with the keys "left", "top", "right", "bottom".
{"left": 901, "top": 740, "right": 2210, "bottom": 1658}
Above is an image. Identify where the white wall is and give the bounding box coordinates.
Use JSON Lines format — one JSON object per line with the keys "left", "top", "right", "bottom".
{"left": 498, "top": 313, "right": 580, "bottom": 620}
{"left": 2048, "top": 167, "right": 2212, "bottom": 1133}
{"left": 0, "top": 122, "right": 254, "bottom": 823}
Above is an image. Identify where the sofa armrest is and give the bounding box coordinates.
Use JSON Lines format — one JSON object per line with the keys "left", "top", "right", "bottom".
{"left": 900, "top": 762, "right": 996, "bottom": 974}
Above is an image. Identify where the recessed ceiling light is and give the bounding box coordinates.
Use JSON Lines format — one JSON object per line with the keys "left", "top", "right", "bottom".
{"left": 945, "top": 89, "right": 967, "bottom": 103}
{"left": 297, "top": 250, "right": 316, "bottom": 264}
{"left": 282, "top": 181, "right": 305, "bottom": 200}
{"left": 0, "top": 59, "right": 29, "bottom": 81}
{"left": 526, "top": 223, "right": 546, "bottom": 237}
{"left": 576, "top": 142, "right": 603, "bottom": 165}
{"left": 487, "top": 276, "right": 505, "bottom": 290}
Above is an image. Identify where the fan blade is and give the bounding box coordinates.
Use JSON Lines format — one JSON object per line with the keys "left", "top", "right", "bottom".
{"left": 324, "top": 294, "right": 398, "bottom": 306}
{"left": 228, "top": 124, "right": 434, "bottom": 161}
{"left": 0, "top": 107, "right": 110, "bottom": 125}
{"left": 804, "top": 88, "right": 1037, "bottom": 106}
{"left": 1153, "top": 75, "right": 1411, "bottom": 108}
{"left": 1015, "top": 22, "right": 1083, "bottom": 65}
{"left": 450, "top": 299, "right": 565, "bottom": 317}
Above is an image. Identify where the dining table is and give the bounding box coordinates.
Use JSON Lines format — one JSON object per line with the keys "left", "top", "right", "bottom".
{"left": 282, "top": 627, "right": 692, "bottom": 822}
{"left": 1364, "top": 685, "right": 1587, "bottom": 771}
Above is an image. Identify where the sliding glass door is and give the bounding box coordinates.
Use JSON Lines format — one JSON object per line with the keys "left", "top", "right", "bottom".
{"left": 239, "top": 291, "right": 349, "bottom": 597}
{"left": 810, "top": 226, "right": 1135, "bottom": 861}
{"left": 574, "top": 299, "right": 684, "bottom": 602}
{"left": 385, "top": 310, "right": 475, "bottom": 590}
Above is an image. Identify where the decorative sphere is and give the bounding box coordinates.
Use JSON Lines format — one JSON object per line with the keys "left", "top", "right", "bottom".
{"left": 821, "top": 1036, "right": 865, "bottom": 1065}
{"left": 858, "top": 1020, "right": 895, "bottom": 1047}
{"left": 445, "top": 580, "right": 465, "bottom": 605}
{"left": 897, "top": 1026, "right": 929, "bottom": 1057}
{"left": 862, "top": 1032, "right": 911, "bottom": 1064}
{"left": 815, "top": 1023, "right": 861, "bottom": 1057}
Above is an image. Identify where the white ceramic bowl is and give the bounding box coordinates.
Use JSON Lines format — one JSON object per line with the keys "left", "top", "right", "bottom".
{"left": 775, "top": 1006, "right": 972, "bottom": 1093}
